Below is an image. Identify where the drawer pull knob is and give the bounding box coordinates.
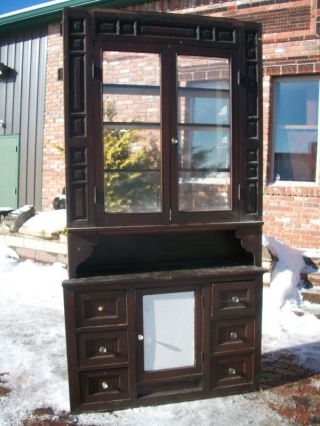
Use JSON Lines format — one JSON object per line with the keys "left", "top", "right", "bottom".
{"left": 137, "top": 334, "right": 144, "bottom": 341}
{"left": 97, "top": 305, "right": 104, "bottom": 312}
{"left": 231, "top": 296, "right": 240, "bottom": 304}
{"left": 230, "top": 331, "right": 238, "bottom": 340}
{"left": 101, "top": 381, "right": 109, "bottom": 390}
{"left": 99, "top": 346, "right": 108, "bottom": 354}
{"left": 228, "top": 367, "right": 236, "bottom": 376}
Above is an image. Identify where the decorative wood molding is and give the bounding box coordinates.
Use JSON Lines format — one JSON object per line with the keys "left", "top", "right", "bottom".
{"left": 235, "top": 226, "right": 262, "bottom": 266}
{"left": 244, "top": 29, "right": 261, "bottom": 216}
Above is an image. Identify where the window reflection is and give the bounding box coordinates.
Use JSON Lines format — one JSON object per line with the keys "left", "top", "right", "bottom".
{"left": 177, "top": 56, "right": 231, "bottom": 211}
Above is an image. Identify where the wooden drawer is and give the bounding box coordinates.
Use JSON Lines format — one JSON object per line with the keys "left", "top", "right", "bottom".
{"left": 210, "top": 353, "right": 254, "bottom": 388}
{"left": 210, "top": 318, "right": 255, "bottom": 353}
{"left": 80, "top": 369, "right": 129, "bottom": 403}
{"left": 75, "top": 290, "right": 127, "bottom": 328}
{"left": 211, "top": 280, "right": 257, "bottom": 318}
{"left": 78, "top": 331, "right": 128, "bottom": 367}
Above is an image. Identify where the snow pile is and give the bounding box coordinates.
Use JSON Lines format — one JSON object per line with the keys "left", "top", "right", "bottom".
{"left": 18, "top": 209, "right": 66, "bottom": 239}
{"left": 262, "top": 234, "right": 304, "bottom": 308}
{"left": 0, "top": 252, "right": 68, "bottom": 425}
{"left": 262, "top": 235, "right": 320, "bottom": 371}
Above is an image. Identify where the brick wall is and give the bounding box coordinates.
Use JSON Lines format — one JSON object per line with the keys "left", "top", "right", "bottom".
{"left": 42, "top": 1, "right": 320, "bottom": 248}
{"left": 42, "top": 23, "right": 65, "bottom": 211}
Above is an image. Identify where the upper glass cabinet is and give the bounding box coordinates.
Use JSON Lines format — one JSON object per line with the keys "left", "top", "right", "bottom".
{"left": 99, "top": 44, "right": 236, "bottom": 226}
{"left": 64, "top": 9, "right": 261, "bottom": 228}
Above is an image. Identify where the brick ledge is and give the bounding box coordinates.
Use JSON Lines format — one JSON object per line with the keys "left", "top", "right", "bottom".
{"left": 0, "top": 233, "right": 67, "bottom": 265}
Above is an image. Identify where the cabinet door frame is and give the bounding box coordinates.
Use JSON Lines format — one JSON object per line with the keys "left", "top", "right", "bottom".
{"left": 93, "top": 40, "right": 171, "bottom": 226}
{"left": 168, "top": 45, "right": 240, "bottom": 224}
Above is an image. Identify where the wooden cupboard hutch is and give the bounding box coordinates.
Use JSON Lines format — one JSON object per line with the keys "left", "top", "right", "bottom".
{"left": 62, "top": 7, "right": 263, "bottom": 412}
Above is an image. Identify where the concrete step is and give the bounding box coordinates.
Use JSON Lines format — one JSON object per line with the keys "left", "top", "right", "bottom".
{"left": 303, "top": 255, "right": 320, "bottom": 269}
{"left": 294, "top": 302, "right": 320, "bottom": 319}
{"left": 300, "top": 271, "right": 320, "bottom": 287}
{"left": 301, "top": 289, "right": 320, "bottom": 305}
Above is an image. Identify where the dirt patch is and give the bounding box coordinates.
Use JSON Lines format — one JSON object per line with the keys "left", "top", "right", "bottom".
{"left": 23, "top": 410, "right": 81, "bottom": 426}
{"left": 267, "top": 376, "right": 320, "bottom": 425}
{"left": 0, "top": 373, "right": 10, "bottom": 397}
{"left": 0, "top": 387, "right": 11, "bottom": 397}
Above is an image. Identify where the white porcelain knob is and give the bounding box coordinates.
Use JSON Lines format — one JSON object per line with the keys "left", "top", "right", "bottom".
{"left": 101, "top": 381, "right": 109, "bottom": 390}
{"left": 99, "top": 346, "right": 108, "bottom": 354}
{"left": 137, "top": 334, "right": 144, "bottom": 341}
{"left": 228, "top": 368, "right": 236, "bottom": 376}
{"left": 231, "top": 296, "right": 240, "bottom": 304}
{"left": 230, "top": 332, "right": 238, "bottom": 340}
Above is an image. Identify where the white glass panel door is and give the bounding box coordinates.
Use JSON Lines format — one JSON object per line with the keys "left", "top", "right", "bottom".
{"left": 142, "top": 291, "right": 195, "bottom": 371}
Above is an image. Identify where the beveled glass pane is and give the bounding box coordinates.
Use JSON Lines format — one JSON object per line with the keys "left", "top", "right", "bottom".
{"left": 178, "top": 81, "right": 230, "bottom": 125}
{"left": 179, "top": 128, "right": 230, "bottom": 170}
{"left": 143, "top": 291, "right": 195, "bottom": 372}
{"left": 177, "top": 55, "right": 231, "bottom": 211}
{"left": 103, "top": 51, "right": 160, "bottom": 86}
{"left": 105, "top": 171, "right": 161, "bottom": 213}
{"left": 179, "top": 171, "right": 230, "bottom": 211}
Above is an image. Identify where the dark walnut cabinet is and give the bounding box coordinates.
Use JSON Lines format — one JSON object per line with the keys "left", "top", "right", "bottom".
{"left": 62, "top": 7, "right": 263, "bottom": 413}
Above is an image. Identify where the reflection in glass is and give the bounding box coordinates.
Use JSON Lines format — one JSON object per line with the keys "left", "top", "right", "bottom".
{"left": 103, "top": 93, "right": 160, "bottom": 123}
{"left": 143, "top": 292, "right": 195, "bottom": 372}
{"left": 177, "top": 55, "right": 231, "bottom": 211}
{"left": 104, "top": 127, "right": 161, "bottom": 213}
{"left": 103, "top": 51, "right": 160, "bottom": 86}
{"left": 179, "top": 128, "right": 230, "bottom": 170}
{"left": 178, "top": 81, "right": 230, "bottom": 125}
{"left": 103, "top": 51, "right": 161, "bottom": 213}
{"left": 179, "top": 172, "right": 230, "bottom": 211}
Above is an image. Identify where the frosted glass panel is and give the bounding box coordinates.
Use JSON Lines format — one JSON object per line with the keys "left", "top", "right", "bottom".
{"left": 143, "top": 291, "right": 195, "bottom": 372}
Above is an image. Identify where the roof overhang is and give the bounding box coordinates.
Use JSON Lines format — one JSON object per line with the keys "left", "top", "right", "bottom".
{"left": 0, "top": 0, "right": 152, "bottom": 36}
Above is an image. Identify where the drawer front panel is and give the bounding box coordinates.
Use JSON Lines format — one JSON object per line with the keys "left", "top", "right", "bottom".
{"left": 211, "top": 318, "right": 255, "bottom": 353}
{"left": 80, "top": 369, "right": 129, "bottom": 403}
{"left": 211, "top": 281, "right": 257, "bottom": 318}
{"left": 76, "top": 290, "right": 127, "bottom": 328}
{"left": 210, "top": 353, "right": 254, "bottom": 388}
{"left": 78, "top": 331, "right": 128, "bottom": 367}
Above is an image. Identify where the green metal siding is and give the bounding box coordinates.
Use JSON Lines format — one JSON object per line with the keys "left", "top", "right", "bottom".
{"left": 0, "top": 134, "right": 19, "bottom": 208}
{"left": 0, "top": 29, "right": 47, "bottom": 210}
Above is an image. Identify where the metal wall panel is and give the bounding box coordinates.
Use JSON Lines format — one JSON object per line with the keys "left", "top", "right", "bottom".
{"left": 0, "top": 28, "right": 48, "bottom": 210}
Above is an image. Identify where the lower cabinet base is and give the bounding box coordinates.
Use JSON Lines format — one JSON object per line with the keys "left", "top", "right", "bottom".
{"left": 71, "top": 382, "right": 260, "bottom": 413}
{"left": 63, "top": 266, "right": 263, "bottom": 414}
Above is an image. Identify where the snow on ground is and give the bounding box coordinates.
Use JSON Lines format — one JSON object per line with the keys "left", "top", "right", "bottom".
{"left": 0, "top": 236, "right": 320, "bottom": 425}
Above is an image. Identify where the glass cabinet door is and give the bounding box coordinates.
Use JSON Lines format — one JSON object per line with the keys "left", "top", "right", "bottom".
{"left": 137, "top": 288, "right": 202, "bottom": 388}
{"left": 175, "top": 54, "right": 232, "bottom": 215}
{"left": 142, "top": 291, "right": 195, "bottom": 371}
{"left": 99, "top": 44, "right": 237, "bottom": 225}
{"left": 103, "top": 50, "right": 162, "bottom": 214}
